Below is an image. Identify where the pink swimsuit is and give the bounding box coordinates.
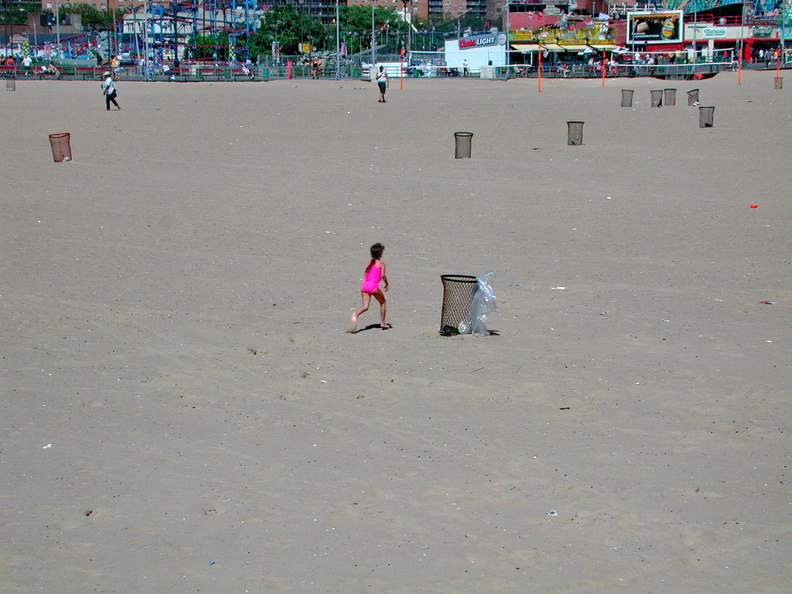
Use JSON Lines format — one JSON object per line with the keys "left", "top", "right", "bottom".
{"left": 360, "top": 263, "right": 382, "bottom": 294}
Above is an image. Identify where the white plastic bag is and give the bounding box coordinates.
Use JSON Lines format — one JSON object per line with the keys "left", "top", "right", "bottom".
{"left": 471, "top": 271, "right": 497, "bottom": 335}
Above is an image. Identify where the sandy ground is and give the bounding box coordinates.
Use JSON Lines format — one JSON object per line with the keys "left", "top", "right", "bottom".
{"left": 1, "top": 71, "right": 790, "bottom": 592}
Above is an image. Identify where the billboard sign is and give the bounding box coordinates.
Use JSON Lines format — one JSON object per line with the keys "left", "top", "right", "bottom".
{"left": 627, "top": 12, "right": 684, "bottom": 44}
{"left": 459, "top": 33, "right": 499, "bottom": 50}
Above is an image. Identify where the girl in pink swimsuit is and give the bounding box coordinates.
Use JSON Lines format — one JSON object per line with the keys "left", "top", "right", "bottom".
{"left": 349, "top": 243, "right": 389, "bottom": 332}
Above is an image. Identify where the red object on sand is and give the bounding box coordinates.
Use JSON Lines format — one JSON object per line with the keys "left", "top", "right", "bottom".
{"left": 750, "top": 205, "right": 758, "bottom": 208}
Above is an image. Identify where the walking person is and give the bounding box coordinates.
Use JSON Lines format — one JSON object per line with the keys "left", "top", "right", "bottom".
{"left": 101, "top": 71, "right": 120, "bottom": 111}
{"left": 376, "top": 66, "right": 389, "bottom": 103}
{"left": 348, "top": 243, "right": 389, "bottom": 332}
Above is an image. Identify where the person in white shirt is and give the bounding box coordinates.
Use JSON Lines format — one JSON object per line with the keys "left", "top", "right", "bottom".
{"left": 376, "top": 66, "right": 389, "bottom": 103}
{"left": 100, "top": 71, "right": 120, "bottom": 110}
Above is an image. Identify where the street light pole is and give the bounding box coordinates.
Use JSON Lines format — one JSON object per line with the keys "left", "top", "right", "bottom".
{"left": 172, "top": 2, "right": 179, "bottom": 66}
{"left": 143, "top": 0, "right": 150, "bottom": 79}
{"left": 505, "top": 2, "right": 509, "bottom": 68}
{"left": 335, "top": 0, "right": 340, "bottom": 79}
{"left": 738, "top": 1, "right": 745, "bottom": 84}
{"left": 56, "top": 0, "right": 60, "bottom": 59}
{"left": 692, "top": 5, "right": 697, "bottom": 75}
{"left": 3, "top": 0, "right": 11, "bottom": 58}
{"left": 401, "top": 0, "right": 409, "bottom": 56}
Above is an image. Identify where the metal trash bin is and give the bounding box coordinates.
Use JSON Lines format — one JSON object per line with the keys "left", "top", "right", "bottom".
{"left": 687, "top": 88, "right": 699, "bottom": 105}
{"left": 775, "top": 77, "right": 783, "bottom": 89}
{"left": 698, "top": 106, "right": 715, "bottom": 128}
{"left": 49, "top": 133, "right": 72, "bottom": 162}
{"left": 6, "top": 78, "right": 15, "bottom": 91}
{"left": 567, "top": 121, "right": 584, "bottom": 145}
{"left": 621, "top": 89, "right": 633, "bottom": 107}
{"left": 454, "top": 132, "right": 473, "bottom": 158}
{"left": 440, "top": 275, "right": 478, "bottom": 334}
{"left": 664, "top": 88, "right": 676, "bottom": 105}
{"left": 650, "top": 89, "right": 663, "bottom": 107}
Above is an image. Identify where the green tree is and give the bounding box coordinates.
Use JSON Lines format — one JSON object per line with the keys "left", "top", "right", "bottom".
{"left": 186, "top": 33, "right": 229, "bottom": 61}
{"left": 339, "top": 5, "right": 400, "bottom": 33}
{"left": 2, "top": 2, "right": 39, "bottom": 26}
{"left": 337, "top": 5, "right": 401, "bottom": 55}
{"left": 60, "top": 3, "right": 124, "bottom": 31}
{"left": 247, "top": 4, "right": 401, "bottom": 59}
{"left": 248, "top": 5, "right": 326, "bottom": 57}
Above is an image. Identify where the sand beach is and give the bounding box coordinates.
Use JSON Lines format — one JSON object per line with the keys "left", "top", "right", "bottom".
{"left": 1, "top": 71, "right": 790, "bottom": 592}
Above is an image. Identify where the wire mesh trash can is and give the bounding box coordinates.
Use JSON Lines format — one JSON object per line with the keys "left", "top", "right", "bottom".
{"left": 440, "top": 275, "right": 478, "bottom": 334}
{"left": 698, "top": 106, "right": 715, "bottom": 128}
{"left": 650, "top": 89, "right": 663, "bottom": 107}
{"left": 49, "top": 133, "right": 72, "bottom": 162}
{"left": 567, "top": 121, "right": 584, "bottom": 146}
{"left": 687, "top": 88, "right": 699, "bottom": 105}
{"left": 6, "top": 78, "right": 15, "bottom": 91}
{"left": 621, "top": 89, "right": 633, "bottom": 107}
{"left": 775, "top": 77, "right": 783, "bottom": 89}
{"left": 454, "top": 132, "right": 473, "bottom": 159}
{"left": 664, "top": 88, "right": 676, "bottom": 105}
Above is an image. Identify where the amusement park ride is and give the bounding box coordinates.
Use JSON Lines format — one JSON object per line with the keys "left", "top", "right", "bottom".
{"left": 122, "top": 0, "right": 263, "bottom": 63}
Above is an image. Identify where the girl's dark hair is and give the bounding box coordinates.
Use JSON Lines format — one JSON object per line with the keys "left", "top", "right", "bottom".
{"left": 365, "top": 243, "right": 384, "bottom": 272}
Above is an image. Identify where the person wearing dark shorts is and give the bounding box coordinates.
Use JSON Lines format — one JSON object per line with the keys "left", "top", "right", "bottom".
{"left": 376, "top": 66, "right": 389, "bottom": 103}
{"left": 101, "top": 71, "right": 120, "bottom": 111}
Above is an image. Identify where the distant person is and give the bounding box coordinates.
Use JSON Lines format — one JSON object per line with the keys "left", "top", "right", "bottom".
{"left": 463, "top": 59, "right": 469, "bottom": 76}
{"left": 376, "top": 66, "right": 389, "bottom": 103}
{"left": 100, "top": 71, "right": 120, "bottom": 110}
{"left": 45, "top": 62, "right": 61, "bottom": 78}
{"left": 22, "top": 55, "right": 32, "bottom": 76}
{"left": 348, "top": 243, "right": 389, "bottom": 332}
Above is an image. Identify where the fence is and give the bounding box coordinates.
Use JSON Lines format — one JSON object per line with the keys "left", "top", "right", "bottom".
{"left": 503, "top": 61, "right": 736, "bottom": 80}
{"left": 3, "top": 52, "right": 785, "bottom": 83}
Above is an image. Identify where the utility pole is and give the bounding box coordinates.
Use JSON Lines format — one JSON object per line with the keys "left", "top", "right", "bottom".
{"left": 335, "top": 0, "right": 340, "bottom": 79}
{"left": 56, "top": 0, "right": 60, "bottom": 59}
{"left": 402, "top": 0, "right": 410, "bottom": 55}
{"left": 371, "top": 3, "right": 376, "bottom": 64}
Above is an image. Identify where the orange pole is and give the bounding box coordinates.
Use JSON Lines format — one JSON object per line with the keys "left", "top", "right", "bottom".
{"left": 776, "top": 49, "right": 781, "bottom": 80}
{"left": 538, "top": 50, "right": 542, "bottom": 92}
{"left": 399, "top": 47, "right": 404, "bottom": 90}
{"left": 601, "top": 50, "right": 606, "bottom": 87}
